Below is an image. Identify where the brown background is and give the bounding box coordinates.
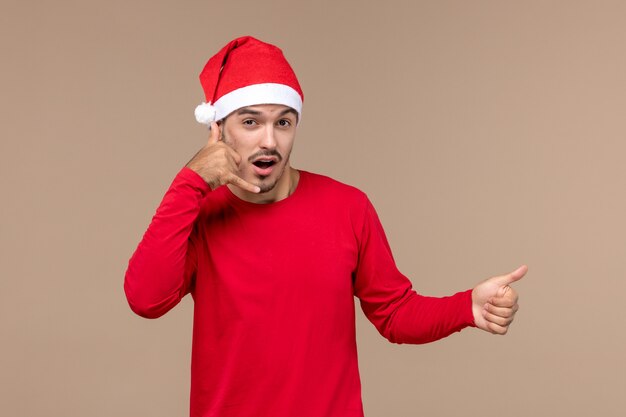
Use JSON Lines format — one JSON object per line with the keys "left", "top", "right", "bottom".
{"left": 1, "top": 1, "right": 624, "bottom": 416}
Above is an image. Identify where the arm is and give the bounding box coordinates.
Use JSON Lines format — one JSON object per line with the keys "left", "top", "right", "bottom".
{"left": 353, "top": 198, "right": 475, "bottom": 344}
{"left": 124, "top": 122, "right": 260, "bottom": 318}
{"left": 123, "top": 167, "right": 209, "bottom": 318}
{"left": 353, "top": 198, "right": 526, "bottom": 342}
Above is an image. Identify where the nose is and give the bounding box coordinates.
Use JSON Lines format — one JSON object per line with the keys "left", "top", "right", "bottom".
{"left": 259, "top": 124, "right": 277, "bottom": 149}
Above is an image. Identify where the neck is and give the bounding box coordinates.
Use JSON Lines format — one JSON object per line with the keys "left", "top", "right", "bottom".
{"left": 229, "top": 166, "right": 300, "bottom": 204}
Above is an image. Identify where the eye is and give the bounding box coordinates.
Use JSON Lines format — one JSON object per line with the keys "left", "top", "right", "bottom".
{"left": 242, "top": 119, "right": 257, "bottom": 126}
{"left": 277, "top": 119, "right": 292, "bottom": 128}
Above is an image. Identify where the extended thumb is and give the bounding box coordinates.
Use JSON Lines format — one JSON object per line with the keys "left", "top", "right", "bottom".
{"left": 491, "top": 265, "right": 528, "bottom": 288}
{"left": 207, "top": 122, "right": 221, "bottom": 144}
{"left": 501, "top": 264, "right": 528, "bottom": 285}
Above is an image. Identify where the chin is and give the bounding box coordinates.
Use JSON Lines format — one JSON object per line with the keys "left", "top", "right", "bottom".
{"left": 256, "top": 178, "right": 278, "bottom": 194}
{"left": 255, "top": 163, "right": 289, "bottom": 194}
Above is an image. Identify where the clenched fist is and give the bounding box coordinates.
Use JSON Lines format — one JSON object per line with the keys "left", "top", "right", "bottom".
{"left": 471, "top": 265, "right": 527, "bottom": 335}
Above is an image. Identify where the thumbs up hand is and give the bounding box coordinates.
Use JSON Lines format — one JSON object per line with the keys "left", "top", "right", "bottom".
{"left": 471, "top": 265, "right": 527, "bottom": 335}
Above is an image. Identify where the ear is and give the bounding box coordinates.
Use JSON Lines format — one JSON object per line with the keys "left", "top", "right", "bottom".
{"left": 215, "top": 119, "right": 226, "bottom": 142}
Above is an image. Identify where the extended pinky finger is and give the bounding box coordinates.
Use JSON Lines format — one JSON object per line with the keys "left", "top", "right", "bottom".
{"left": 229, "top": 174, "right": 261, "bottom": 193}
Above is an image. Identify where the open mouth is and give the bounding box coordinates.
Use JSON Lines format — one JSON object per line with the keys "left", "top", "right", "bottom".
{"left": 252, "top": 160, "right": 276, "bottom": 169}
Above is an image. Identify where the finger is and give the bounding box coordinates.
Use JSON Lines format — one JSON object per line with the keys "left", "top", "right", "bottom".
{"left": 493, "top": 264, "right": 528, "bottom": 287}
{"left": 227, "top": 173, "right": 260, "bottom": 193}
{"left": 207, "top": 122, "right": 221, "bottom": 145}
{"left": 489, "top": 296, "right": 517, "bottom": 309}
{"left": 494, "top": 284, "right": 519, "bottom": 300}
{"left": 484, "top": 303, "right": 518, "bottom": 318}
{"left": 482, "top": 310, "right": 514, "bottom": 327}
{"left": 490, "top": 287, "right": 519, "bottom": 306}
{"left": 486, "top": 321, "right": 509, "bottom": 335}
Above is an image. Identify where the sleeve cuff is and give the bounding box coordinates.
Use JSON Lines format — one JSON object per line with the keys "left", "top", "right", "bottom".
{"left": 174, "top": 166, "right": 211, "bottom": 195}
{"left": 460, "top": 288, "right": 477, "bottom": 327}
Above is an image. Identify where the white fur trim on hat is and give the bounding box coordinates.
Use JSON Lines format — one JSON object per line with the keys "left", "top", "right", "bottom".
{"left": 213, "top": 83, "right": 302, "bottom": 122}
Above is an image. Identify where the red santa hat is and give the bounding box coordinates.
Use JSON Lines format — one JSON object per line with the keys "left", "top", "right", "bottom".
{"left": 194, "top": 36, "right": 304, "bottom": 127}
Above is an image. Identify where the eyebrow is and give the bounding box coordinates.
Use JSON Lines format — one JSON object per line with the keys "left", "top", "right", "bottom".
{"left": 278, "top": 108, "right": 298, "bottom": 118}
{"left": 236, "top": 108, "right": 261, "bottom": 116}
{"left": 235, "top": 107, "right": 298, "bottom": 119}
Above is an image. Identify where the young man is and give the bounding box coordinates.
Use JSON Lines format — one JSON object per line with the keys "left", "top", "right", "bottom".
{"left": 124, "top": 36, "right": 526, "bottom": 417}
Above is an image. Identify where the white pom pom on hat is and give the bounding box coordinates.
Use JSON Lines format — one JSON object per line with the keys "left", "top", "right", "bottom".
{"left": 194, "top": 102, "right": 216, "bottom": 125}
{"left": 195, "top": 36, "right": 303, "bottom": 126}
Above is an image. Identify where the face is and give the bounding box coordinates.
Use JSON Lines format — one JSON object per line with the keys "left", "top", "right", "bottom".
{"left": 219, "top": 104, "right": 298, "bottom": 197}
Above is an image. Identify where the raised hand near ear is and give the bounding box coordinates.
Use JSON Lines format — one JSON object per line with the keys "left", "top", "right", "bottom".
{"left": 471, "top": 265, "right": 527, "bottom": 335}
{"left": 185, "top": 122, "right": 260, "bottom": 193}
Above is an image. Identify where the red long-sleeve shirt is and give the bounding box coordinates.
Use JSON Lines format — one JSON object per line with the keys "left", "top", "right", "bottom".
{"left": 124, "top": 167, "right": 475, "bottom": 417}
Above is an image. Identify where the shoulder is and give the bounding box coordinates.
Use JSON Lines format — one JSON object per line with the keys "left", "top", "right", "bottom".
{"left": 297, "top": 171, "right": 373, "bottom": 233}
{"left": 299, "top": 170, "right": 368, "bottom": 204}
